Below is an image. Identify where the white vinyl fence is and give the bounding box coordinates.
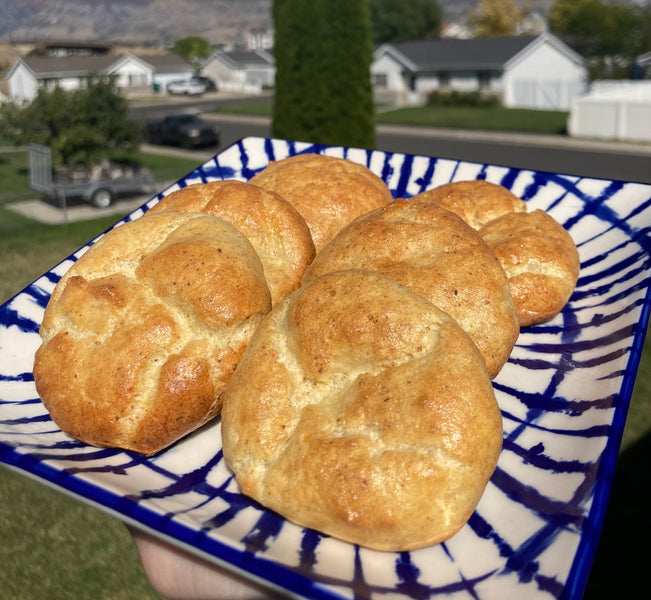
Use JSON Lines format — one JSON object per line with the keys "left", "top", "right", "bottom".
{"left": 568, "top": 81, "right": 651, "bottom": 143}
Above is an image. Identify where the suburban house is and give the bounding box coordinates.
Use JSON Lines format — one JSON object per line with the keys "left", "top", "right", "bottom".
{"left": 371, "top": 33, "right": 587, "bottom": 110}
{"left": 5, "top": 52, "right": 193, "bottom": 102}
{"left": 202, "top": 48, "right": 275, "bottom": 93}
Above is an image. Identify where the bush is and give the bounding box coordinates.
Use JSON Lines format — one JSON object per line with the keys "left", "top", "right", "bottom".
{"left": 427, "top": 90, "right": 501, "bottom": 108}
{"left": 0, "top": 76, "right": 141, "bottom": 166}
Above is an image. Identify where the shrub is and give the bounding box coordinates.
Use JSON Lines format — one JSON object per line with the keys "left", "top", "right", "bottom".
{"left": 427, "top": 90, "right": 501, "bottom": 108}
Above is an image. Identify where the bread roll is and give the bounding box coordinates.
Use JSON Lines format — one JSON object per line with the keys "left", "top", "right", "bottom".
{"left": 249, "top": 153, "right": 394, "bottom": 252}
{"left": 415, "top": 179, "right": 526, "bottom": 229}
{"left": 34, "top": 212, "right": 271, "bottom": 455}
{"left": 148, "top": 180, "right": 315, "bottom": 306}
{"left": 221, "top": 270, "right": 502, "bottom": 551}
{"left": 303, "top": 199, "right": 519, "bottom": 378}
{"left": 479, "top": 209, "right": 580, "bottom": 327}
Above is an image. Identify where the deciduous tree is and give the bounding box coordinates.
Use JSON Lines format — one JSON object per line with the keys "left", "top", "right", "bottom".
{"left": 172, "top": 36, "right": 213, "bottom": 71}
{"left": 469, "top": 0, "right": 522, "bottom": 37}
{"left": 0, "top": 76, "right": 140, "bottom": 165}
{"left": 549, "top": 0, "right": 651, "bottom": 78}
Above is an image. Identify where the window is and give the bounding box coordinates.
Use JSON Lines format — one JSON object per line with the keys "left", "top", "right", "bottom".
{"left": 373, "top": 73, "right": 387, "bottom": 88}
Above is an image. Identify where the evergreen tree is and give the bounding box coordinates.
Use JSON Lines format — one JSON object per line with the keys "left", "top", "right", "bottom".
{"left": 369, "top": 0, "right": 442, "bottom": 45}
{"left": 272, "top": 0, "right": 375, "bottom": 148}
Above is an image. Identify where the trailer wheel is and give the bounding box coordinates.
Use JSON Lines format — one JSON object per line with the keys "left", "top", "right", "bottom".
{"left": 90, "top": 188, "right": 114, "bottom": 209}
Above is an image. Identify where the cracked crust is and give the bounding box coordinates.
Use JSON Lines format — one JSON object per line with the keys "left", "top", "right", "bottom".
{"left": 149, "top": 180, "right": 315, "bottom": 306}
{"left": 249, "top": 153, "right": 394, "bottom": 252}
{"left": 34, "top": 212, "right": 271, "bottom": 455}
{"left": 221, "top": 270, "right": 502, "bottom": 551}
{"left": 303, "top": 199, "right": 519, "bottom": 379}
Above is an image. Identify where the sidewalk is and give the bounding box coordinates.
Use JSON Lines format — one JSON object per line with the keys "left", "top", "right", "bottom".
{"left": 6, "top": 195, "right": 155, "bottom": 225}
{"left": 375, "top": 122, "right": 651, "bottom": 156}
{"left": 201, "top": 111, "right": 651, "bottom": 156}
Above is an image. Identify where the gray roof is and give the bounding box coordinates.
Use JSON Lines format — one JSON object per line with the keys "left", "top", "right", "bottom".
{"left": 20, "top": 54, "right": 119, "bottom": 77}
{"left": 209, "top": 49, "right": 274, "bottom": 69}
{"left": 17, "top": 52, "right": 191, "bottom": 78}
{"left": 386, "top": 36, "right": 539, "bottom": 71}
{"left": 138, "top": 53, "right": 192, "bottom": 71}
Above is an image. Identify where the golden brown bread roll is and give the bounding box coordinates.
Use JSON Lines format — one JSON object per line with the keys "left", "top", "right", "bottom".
{"left": 148, "top": 180, "right": 316, "bottom": 306}
{"left": 415, "top": 179, "right": 526, "bottom": 229}
{"left": 221, "top": 269, "right": 502, "bottom": 551}
{"left": 303, "top": 199, "right": 519, "bottom": 379}
{"left": 34, "top": 212, "right": 271, "bottom": 455}
{"left": 249, "top": 153, "right": 394, "bottom": 252}
{"left": 479, "top": 209, "right": 580, "bottom": 327}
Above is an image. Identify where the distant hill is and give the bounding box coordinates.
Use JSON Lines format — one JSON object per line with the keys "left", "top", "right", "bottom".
{"left": 0, "top": 0, "right": 558, "bottom": 47}
{"left": 0, "top": 0, "right": 273, "bottom": 46}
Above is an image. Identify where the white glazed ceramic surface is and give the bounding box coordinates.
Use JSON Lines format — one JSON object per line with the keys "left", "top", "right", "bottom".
{"left": 1, "top": 137, "right": 650, "bottom": 600}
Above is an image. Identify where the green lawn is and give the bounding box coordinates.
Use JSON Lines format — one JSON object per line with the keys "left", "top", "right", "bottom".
{"left": 375, "top": 105, "right": 569, "bottom": 134}
{"left": 216, "top": 100, "right": 570, "bottom": 136}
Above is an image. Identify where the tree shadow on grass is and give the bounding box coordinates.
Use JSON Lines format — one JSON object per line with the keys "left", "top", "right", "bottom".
{"left": 583, "top": 431, "right": 651, "bottom": 598}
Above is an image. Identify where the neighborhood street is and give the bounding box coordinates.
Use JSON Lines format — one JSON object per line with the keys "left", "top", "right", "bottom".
{"left": 206, "top": 113, "right": 651, "bottom": 185}
{"left": 130, "top": 99, "right": 651, "bottom": 185}
{"left": 13, "top": 103, "right": 650, "bottom": 226}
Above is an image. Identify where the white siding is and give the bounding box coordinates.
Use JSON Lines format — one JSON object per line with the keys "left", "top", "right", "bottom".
{"left": 110, "top": 58, "right": 152, "bottom": 89}
{"left": 503, "top": 42, "right": 587, "bottom": 110}
{"left": 8, "top": 64, "right": 39, "bottom": 102}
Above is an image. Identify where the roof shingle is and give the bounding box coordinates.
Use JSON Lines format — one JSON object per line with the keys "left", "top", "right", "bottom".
{"left": 387, "top": 36, "right": 538, "bottom": 71}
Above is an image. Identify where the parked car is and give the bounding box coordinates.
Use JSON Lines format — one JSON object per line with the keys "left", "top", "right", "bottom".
{"left": 145, "top": 114, "right": 220, "bottom": 149}
{"left": 190, "top": 75, "right": 217, "bottom": 92}
{"left": 166, "top": 79, "right": 207, "bottom": 96}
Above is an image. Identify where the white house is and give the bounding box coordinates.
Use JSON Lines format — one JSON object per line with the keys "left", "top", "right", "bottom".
{"left": 5, "top": 52, "right": 193, "bottom": 102}
{"left": 371, "top": 33, "right": 587, "bottom": 110}
{"left": 139, "top": 53, "right": 194, "bottom": 92}
{"left": 202, "top": 49, "right": 275, "bottom": 93}
{"left": 8, "top": 55, "right": 120, "bottom": 102}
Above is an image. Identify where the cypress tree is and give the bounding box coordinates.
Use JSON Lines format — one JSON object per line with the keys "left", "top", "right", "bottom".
{"left": 272, "top": 0, "right": 376, "bottom": 148}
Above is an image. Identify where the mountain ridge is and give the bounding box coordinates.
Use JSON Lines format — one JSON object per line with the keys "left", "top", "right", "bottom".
{"left": 0, "top": 1, "right": 557, "bottom": 46}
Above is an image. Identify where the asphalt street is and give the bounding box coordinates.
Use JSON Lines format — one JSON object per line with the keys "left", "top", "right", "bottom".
{"left": 11, "top": 106, "right": 650, "bottom": 225}
{"left": 202, "top": 113, "right": 651, "bottom": 185}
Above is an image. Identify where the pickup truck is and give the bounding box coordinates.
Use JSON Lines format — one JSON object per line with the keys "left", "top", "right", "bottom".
{"left": 145, "top": 114, "right": 220, "bottom": 149}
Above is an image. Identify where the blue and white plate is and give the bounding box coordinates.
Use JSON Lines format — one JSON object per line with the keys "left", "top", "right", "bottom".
{"left": 1, "top": 137, "right": 650, "bottom": 599}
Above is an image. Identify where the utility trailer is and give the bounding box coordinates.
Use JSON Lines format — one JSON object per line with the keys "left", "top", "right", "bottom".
{"left": 28, "top": 144, "right": 156, "bottom": 209}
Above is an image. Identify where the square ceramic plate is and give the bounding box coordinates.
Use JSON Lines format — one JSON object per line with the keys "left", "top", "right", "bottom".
{"left": 1, "top": 137, "right": 650, "bottom": 600}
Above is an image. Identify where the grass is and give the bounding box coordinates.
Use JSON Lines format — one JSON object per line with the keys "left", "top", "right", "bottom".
{"left": 375, "top": 105, "right": 569, "bottom": 134}
{"left": 215, "top": 100, "right": 570, "bottom": 136}
{"left": 0, "top": 106, "right": 648, "bottom": 599}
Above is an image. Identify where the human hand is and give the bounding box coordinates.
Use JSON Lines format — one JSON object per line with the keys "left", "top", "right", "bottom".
{"left": 129, "top": 526, "right": 285, "bottom": 599}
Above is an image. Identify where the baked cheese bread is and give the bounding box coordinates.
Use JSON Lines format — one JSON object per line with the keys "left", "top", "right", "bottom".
{"left": 479, "top": 209, "right": 581, "bottom": 327}
{"left": 414, "top": 179, "right": 526, "bottom": 229}
{"left": 303, "top": 199, "right": 519, "bottom": 378}
{"left": 221, "top": 269, "right": 502, "bottom": 551}
{"left": 34, "top": 212, "right": 271, "bottom": 455}
{"left": 148, "top": 180, "right": 315, "bottom": 306}
{"left": 249, "top": 153, "right": 394, "bottom": 252}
